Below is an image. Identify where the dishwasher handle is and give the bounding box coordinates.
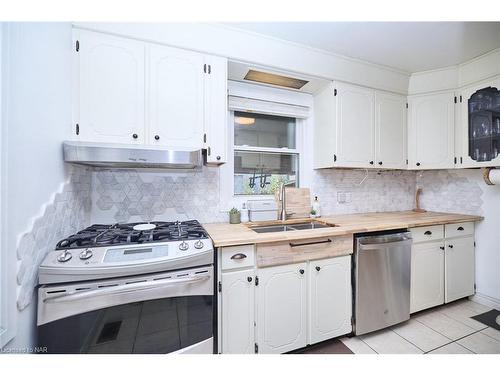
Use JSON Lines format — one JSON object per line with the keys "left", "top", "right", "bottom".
{"left": 358, "top": 234, "right": 412, "bottom": 251}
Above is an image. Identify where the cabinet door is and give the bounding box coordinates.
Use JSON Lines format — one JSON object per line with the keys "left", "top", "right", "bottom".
{"left": 336, "top": 82, "right": 375, "bottom": 168}
{"left": 78, "top": 30, "right": 145, "bottom": 143}
{"left": 375, "top": 92, "right": 407, "bottom": 169}
{"left": 408, "top": 92, "right": 455, "bottom": 169}
{"left": 410, "top": 242, "right": 445, "bottom": 313}
{"left": 458, "top": 78, "right": 500, "bottom": 168}
{"left": 204, "top": 55, "right": 228, "bottom": 164}
{"left": 309, "top": 256, "right": 352, "bottom": 345}
{"left": 445, "top": 236, "right": 475, "bottom": 303}
{"left": 148, "top": 44, "right": 205, "bottom": 148}
{"left": 221, "top": 269, "right": 255, "bottom": 354}
{"left": 257, "top": 263, "right": 307, "bottom": 354}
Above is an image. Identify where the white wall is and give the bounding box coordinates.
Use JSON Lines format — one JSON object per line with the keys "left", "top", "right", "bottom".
{"left": 1, "top": 22, "right": 73, "bottom": 349}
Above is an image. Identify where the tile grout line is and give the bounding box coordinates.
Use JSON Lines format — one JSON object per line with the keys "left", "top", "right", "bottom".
{"left": 354, "top": 337, "right": 379, "bottom": 354}
{"left": 424, "top": 327, "right": 489, "bottom": 354}
{"left": 390, "top": 328, "right": 426, "bottom": 353}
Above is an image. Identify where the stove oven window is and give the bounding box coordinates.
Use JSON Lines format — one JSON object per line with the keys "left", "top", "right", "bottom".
{"left": 38, "top": 296, "right": 213, "bottom": 354}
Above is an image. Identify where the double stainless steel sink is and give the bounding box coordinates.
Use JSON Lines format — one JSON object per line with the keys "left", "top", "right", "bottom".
{"left": 250, "top": 220, "right": 336, "bottom": 233}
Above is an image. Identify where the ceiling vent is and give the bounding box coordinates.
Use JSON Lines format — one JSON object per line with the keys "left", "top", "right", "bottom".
{"left": 244, "top": 69, "right": 309, "bottom": 90}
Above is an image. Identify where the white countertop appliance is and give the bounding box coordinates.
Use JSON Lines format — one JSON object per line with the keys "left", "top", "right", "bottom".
{"left": 37, "top": 220, "right": 215, "bottom": 354}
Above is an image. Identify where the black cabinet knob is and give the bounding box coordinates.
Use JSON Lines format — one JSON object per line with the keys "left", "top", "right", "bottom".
{"left": 416, "top": 162, "right": 421, "bottom": 166}
{"left": 216, "top": 156, "right": 221, "bottom": 160}
{"left": 440, "top": 246, "right": 445, "bottom": 250}
{"left": 315, "top": 266, "right": 321, "bottom": 272}
{"left": 132, "top": 133, "right": 138, "bottom": 139}
{"left": 378, "top": 161, "right": 383, "bottom": 165}
{"left": 299, "top": 269, "right": 305, "bottom": 275}
{"left": 154, "top": 135, "right": 160, "bottom": 140}
{"left": 369, "top": 161, "right": 374, "bottom": 165}
{"left": 247, "top": 276, "right": 253, "bottom": 283}
{"left": 457, "top": 226, "right": 464, "bottom": 231}
{"left": 448, "top": 244, "right": 454, "bottom": 248}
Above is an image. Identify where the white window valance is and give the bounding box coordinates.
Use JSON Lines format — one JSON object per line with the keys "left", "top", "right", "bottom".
{"left": 228, "top": 95, "right": 310, "bottom": 119}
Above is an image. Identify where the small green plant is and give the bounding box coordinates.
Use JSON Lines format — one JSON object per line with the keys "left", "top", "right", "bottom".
{"left": 310, "top": 209, "right": 317, "bottom": 215}
{"left": 229, "top": 207, "right": 240, "bottom": 214}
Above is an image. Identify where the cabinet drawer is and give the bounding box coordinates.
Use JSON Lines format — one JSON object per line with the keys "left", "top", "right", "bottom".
{"left": 221, "top": 245, "right": 255, "bottom": 270}
{"left": 445, "top": 222, "right": 474, "bottom": 238}
{"left": 410, "top": 225, "right": 444, "bottom": 243}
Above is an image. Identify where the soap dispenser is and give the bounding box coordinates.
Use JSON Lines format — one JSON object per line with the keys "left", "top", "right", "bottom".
{"left": 312, "top": 196, "right": 321, "bottom": 218}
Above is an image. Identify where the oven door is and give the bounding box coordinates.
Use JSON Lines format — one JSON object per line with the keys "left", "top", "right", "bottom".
{"left": 37, "top": 266, "right": 213, "bottom": 354}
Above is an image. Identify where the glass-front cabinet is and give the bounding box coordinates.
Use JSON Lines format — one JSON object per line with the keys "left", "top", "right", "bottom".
{"left": 458, "top": 78, "right": 500, "bottom": 167}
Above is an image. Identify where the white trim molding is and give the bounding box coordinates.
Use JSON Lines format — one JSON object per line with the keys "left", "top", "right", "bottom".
{"left": 0, "top": 22, "right": 16, "bottom": 348}
{"left": 470, "top": 292, "right": 500, "bottom": 311}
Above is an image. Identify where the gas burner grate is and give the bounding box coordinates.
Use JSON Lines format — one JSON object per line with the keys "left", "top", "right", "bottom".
{"left": 55, "top": 220, "right": 209, "bottom": 250}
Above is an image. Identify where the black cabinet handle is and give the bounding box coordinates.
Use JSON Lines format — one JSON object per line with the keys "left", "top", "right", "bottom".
{"left": 378, "top": 161, "right": 383, "bottom": 165}
{"left": 369, "top": 161, "right": 374, "bottom": 165}
{"left": 247, "top": 276, "right": 253, "bottom": 283}
{"left": 448, "top": 244, "right": 454, "bottom": 248}
{"left": 424, "top": 231, "right": 432, "bottom": 235}
{"left": 440, "top": 246, "right": 445, "bottom": 250}
{"left": 457, "top": 226, "right": 464, "bottom": 231}
{"left": 290, "top": 239, "right": 332, "bottom": 247}
{"left": 230, "top": 253, "right": 247, "bottom": 260}
{"left": 216, "top": 156, "right": 221, "bottom": 161}
{"left": 132, "top": 133, "right": 138, "bottom": 139}
{"left": 299, "top": 269, "right": 305, "bottom": 275}
{"left": 315, "top": 266, "right": 321, "bottom": 272}
{"left": 154, "top": 135, "right": 160, "bottom": 140}
{"left": 416, "top": 162, "right": 421, "bottom": 166}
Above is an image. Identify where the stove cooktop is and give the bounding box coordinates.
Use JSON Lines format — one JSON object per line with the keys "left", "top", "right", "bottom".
{"left": 55, "top": 220, "right": 209, "bottom": 250}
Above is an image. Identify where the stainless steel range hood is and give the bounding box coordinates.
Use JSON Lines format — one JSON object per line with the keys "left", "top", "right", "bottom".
{"left": 63, "top": 142, "right": 202, "bottom": 169}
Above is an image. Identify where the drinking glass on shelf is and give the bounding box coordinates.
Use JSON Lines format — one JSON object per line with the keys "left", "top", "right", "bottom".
{"left": 495, "top": 118, "right": 500, "bottom": 134}
{"left": 474, "top": 148, "right": 480, "bottom": 160}
{"left": 482, "top": 152, "right": 488, "bottom": 161}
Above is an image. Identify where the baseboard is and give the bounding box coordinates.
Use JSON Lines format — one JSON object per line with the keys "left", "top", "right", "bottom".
{"left": 470, "top": 292, "right": 500, "bottom": 310}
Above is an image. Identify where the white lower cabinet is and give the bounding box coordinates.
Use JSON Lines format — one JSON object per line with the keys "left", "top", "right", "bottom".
{"left": 256, "top": 262, "right": 307, "bottom": 354}
{"left": 221, "top": 269, "right": 255, "bottom": 354}
{"left": 410, "top": 242, "right": 445, "bottom": 313}
{"left": 308, "top": 256, "right": 352, "bottom": 344}
{"left": 445, "top": 236, "right": 475, "bottom": 303}
{"left": 410, "top": 223, "right": 475, "bottom": 314}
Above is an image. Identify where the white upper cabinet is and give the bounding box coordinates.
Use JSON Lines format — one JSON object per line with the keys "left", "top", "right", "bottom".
{"left": 457, "top": 77, "right": 500, "bottom": 168}
{"left": 74, "top": 29, "right": 227, "bottom": 160}
{"left": 335, "top": 82, "right": 375, "bottom": 168}
{"left": 77, "top": 30, "right": 145, "bottom": 143}
{"left": 257, "top": 262, "right": 307, "bottom": 354}
{"left": 375, "top": 92, "right": 407, "bottom": 169}
{"left": 314, "top": 82, "right": 406, "bottom": 169}
{"left": 204, "top": 55, "right": 228, "bottom": 164}
{"left": 148, "top": 44, "right": 205, "bottom": 149}
{"left": 407, "top": 91, "right": 455, "bottom": 169}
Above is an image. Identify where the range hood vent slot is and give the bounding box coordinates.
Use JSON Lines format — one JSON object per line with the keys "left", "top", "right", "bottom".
{"left": 244, "top": 69, "right": 309, "bottom": 90}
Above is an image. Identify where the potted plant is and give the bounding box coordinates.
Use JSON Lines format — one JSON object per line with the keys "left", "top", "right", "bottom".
{"left": 229, "top": 207, "right": 241, "bottom": 224}
{"left": 310, "top": 209, "right": 317, "bottom": 218}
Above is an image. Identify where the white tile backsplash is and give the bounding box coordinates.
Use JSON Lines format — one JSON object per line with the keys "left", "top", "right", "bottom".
{"left": 15, "top": 166, "right": 92, "bottom": 310}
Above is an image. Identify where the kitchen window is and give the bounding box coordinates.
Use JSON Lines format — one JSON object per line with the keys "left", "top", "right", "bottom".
{"left": 233, "top": 111, "right": 299, "bottom": 195}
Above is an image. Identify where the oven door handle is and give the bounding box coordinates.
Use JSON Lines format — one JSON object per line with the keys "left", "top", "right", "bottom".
{"left": 43, "top": 274, "right": 211, "bottom": 304}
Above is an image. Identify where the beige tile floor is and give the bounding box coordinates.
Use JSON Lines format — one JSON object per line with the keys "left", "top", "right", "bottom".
{"left": 341, "top": 299, "right": 500, "bottom": 354}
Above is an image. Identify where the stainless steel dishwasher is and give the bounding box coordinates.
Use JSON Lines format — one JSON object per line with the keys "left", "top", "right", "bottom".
{"left": 353, "top": 230, "right": 412, "bottom": 336}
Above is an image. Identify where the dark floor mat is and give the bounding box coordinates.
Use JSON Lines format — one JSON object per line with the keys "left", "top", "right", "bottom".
{"left": 471, "top": 309, "right": 500, "bottom": 331}
{"left": 289, "top": 338, "right": 353, "bottom": 354}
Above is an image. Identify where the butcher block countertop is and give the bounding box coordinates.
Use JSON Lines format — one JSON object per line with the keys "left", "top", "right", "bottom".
{"left": 203, "top": 211, "right": 482, "bottom": 248}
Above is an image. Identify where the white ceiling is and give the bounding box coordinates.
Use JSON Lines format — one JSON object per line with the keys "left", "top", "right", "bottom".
{"left": 225, "top": 22, "right": 500, "bottom": 73}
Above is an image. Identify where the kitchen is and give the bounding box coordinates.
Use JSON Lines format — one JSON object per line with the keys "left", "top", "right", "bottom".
{"left": 1, "top": 3, "right": 500, "bottom": 369}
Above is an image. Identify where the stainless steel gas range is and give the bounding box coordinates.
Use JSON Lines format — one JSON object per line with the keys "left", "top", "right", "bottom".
{"left": 37, "top": 220, "right": 215, "bottom": 354}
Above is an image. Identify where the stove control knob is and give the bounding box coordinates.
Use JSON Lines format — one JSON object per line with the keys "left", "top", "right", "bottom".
{"left": 194, "top": 240, "right": 204, "bottom": 249}
{"left": 79, "top": 249, "right": 93, "bottom": 260}
{"left": 179, "top": 241, "right": 189, "bottom": 251}
{"left": 57, "top": 250, "right": 72, "bottom": 263}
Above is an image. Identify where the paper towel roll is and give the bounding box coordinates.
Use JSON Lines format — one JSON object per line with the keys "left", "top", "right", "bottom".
{"left": 484, "top": 168, "right": 500, "bottom": 185}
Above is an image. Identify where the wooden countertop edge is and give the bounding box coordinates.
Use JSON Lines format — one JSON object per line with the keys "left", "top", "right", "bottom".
{"left": 205, "top": 212, "right": 483, "bottom": 248}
